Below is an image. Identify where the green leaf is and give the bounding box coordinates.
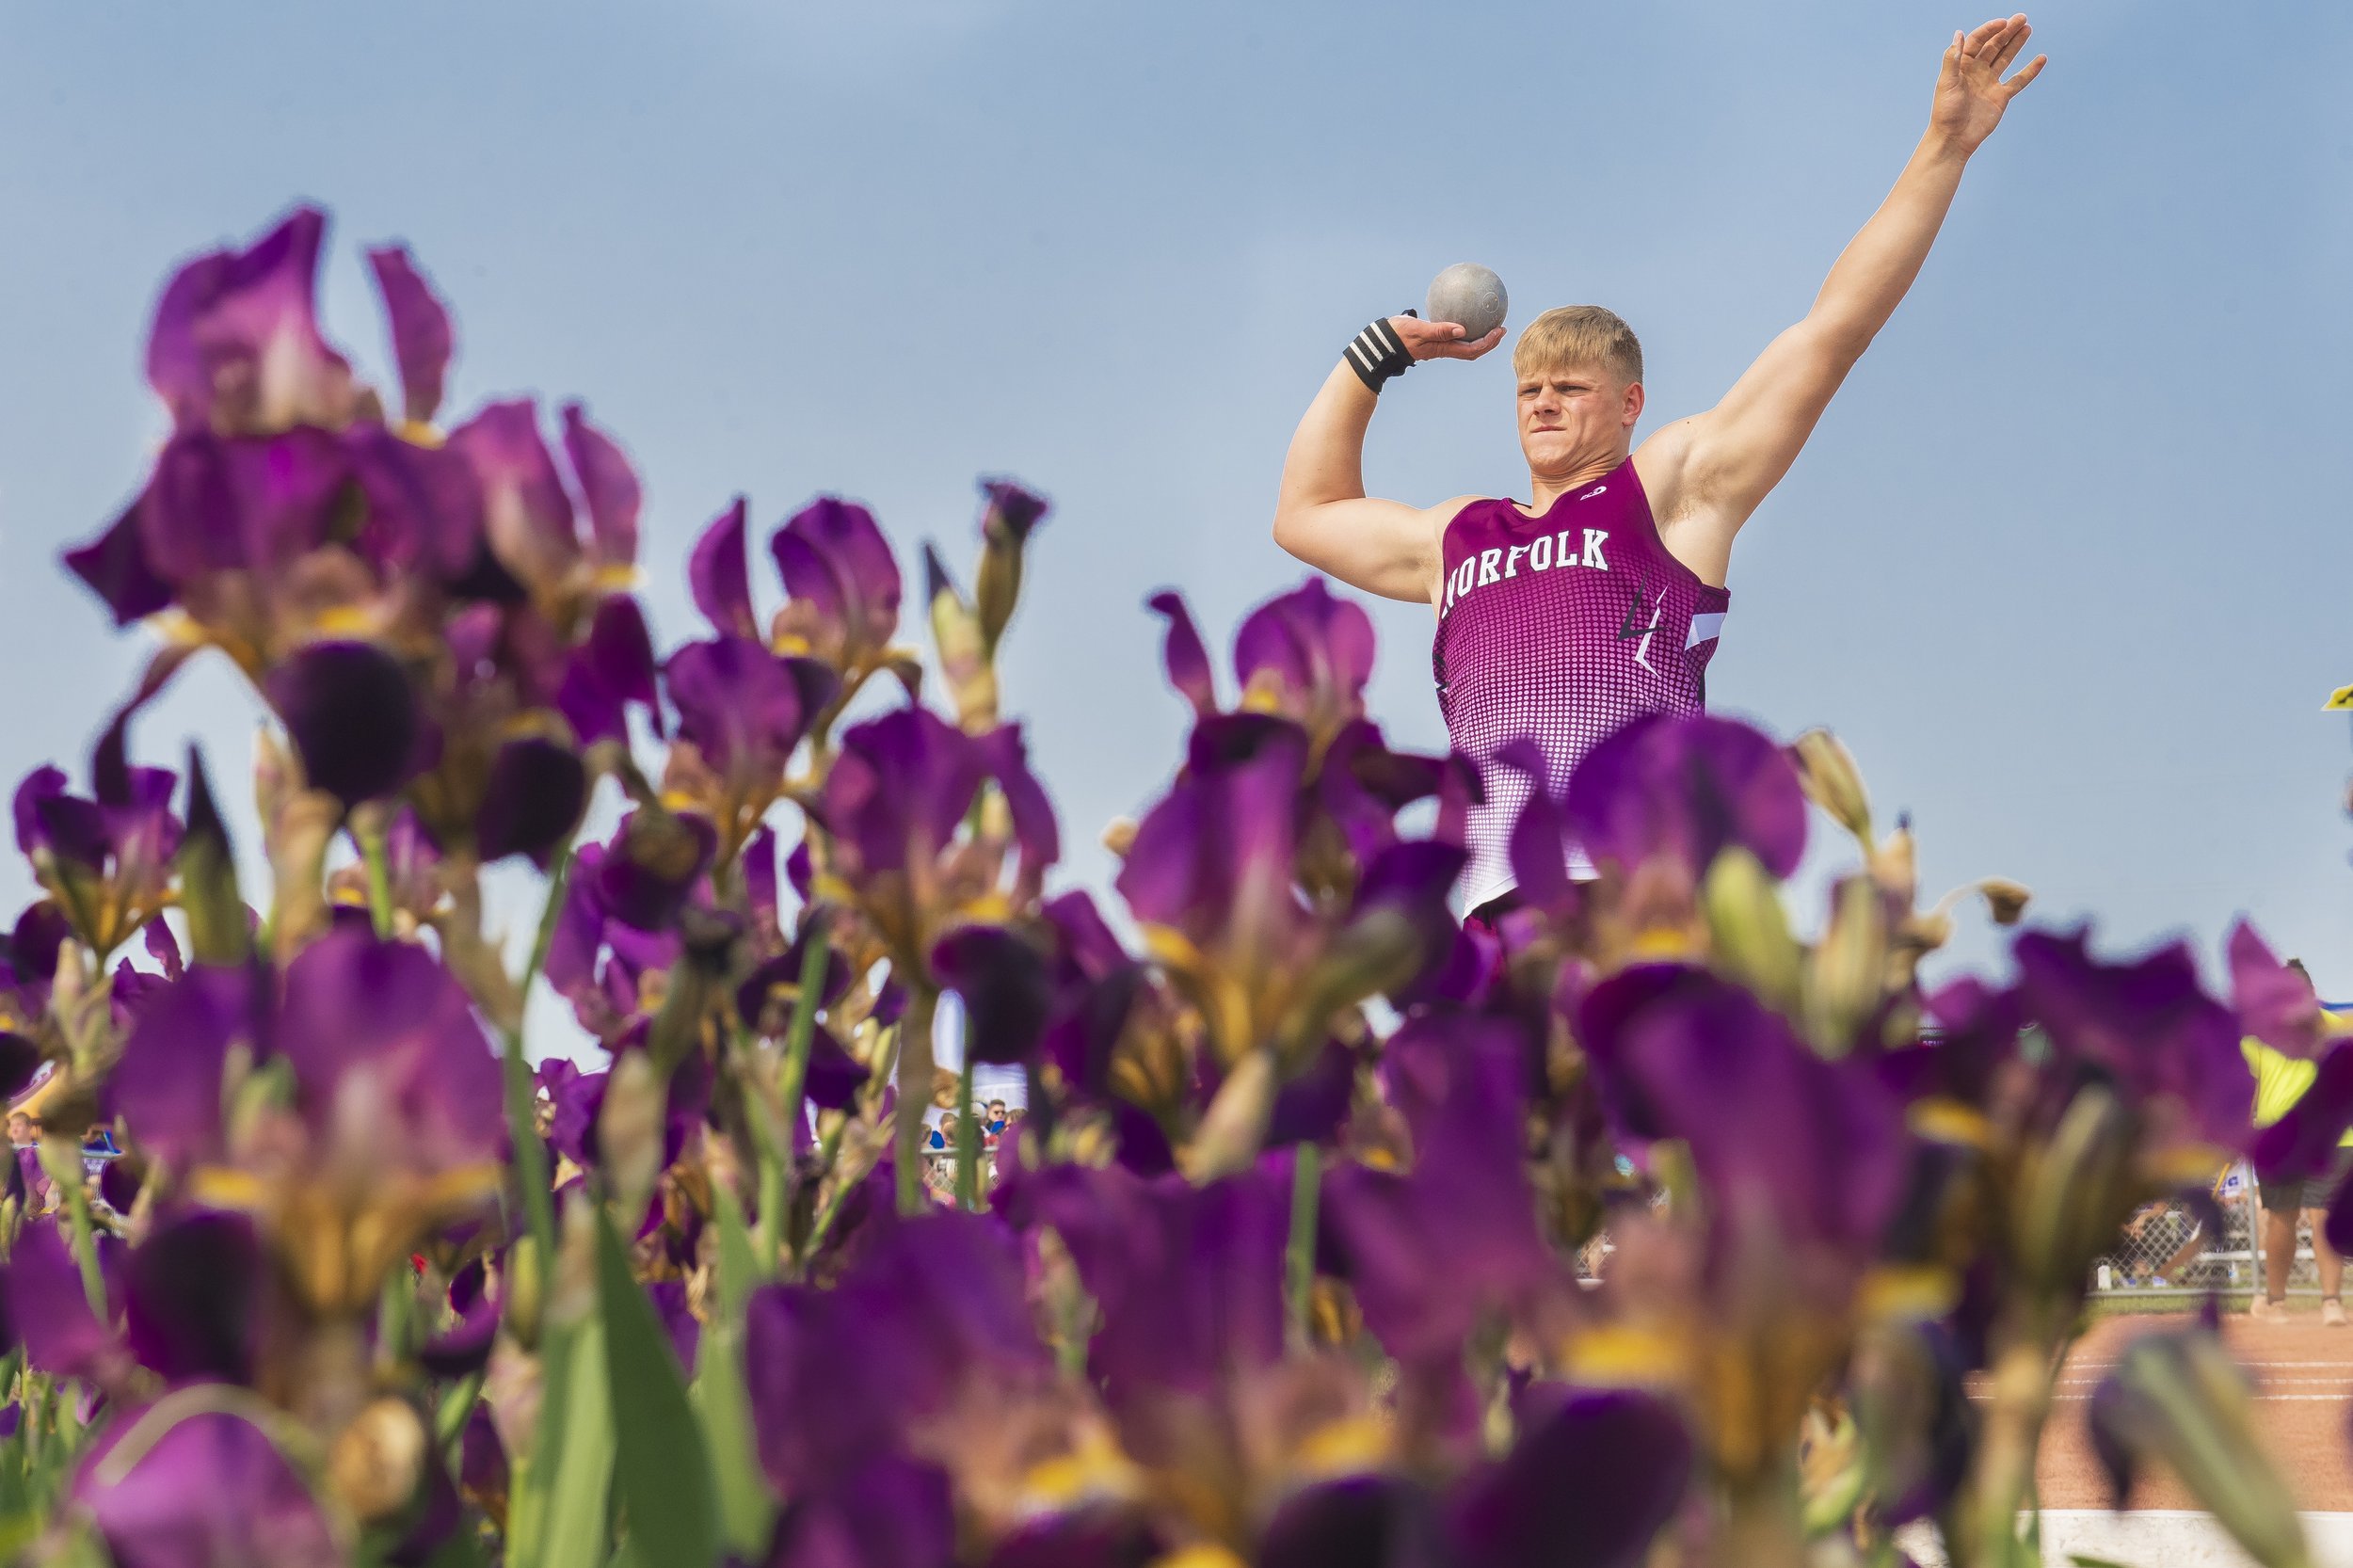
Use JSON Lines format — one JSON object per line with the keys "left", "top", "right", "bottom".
{"left": 597, "top": 1211, "right": 718, "bottom": 1568}
{"left": 699, "top": 1182, "right": 776, "bottom": 1556}
{"left": 503, "top": 1325, "right": 562, "bottom": 1568}
{"left": 2068, "top": 1557, "right": 2142, "bottom": 1568}
{"left": 536, "top": 1308, "right": 617, "bottom": 1568}
{"left": 712, "top": 1182, "right": 760, "bottom": 1320}
{"left": 695, "top": 1314, "right": 775, "bottom": 1558}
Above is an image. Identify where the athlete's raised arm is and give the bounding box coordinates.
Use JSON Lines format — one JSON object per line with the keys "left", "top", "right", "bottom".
{"left": 1641, "top": 15, "right": 2047, "bottom": 584}
{"left": 1273, "top": 315, "right": 1502, "bottom": 603}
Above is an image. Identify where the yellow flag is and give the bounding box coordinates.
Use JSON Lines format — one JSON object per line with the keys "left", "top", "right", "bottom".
{"left": 2326, "top": 684, "right": 2353, "bottom": 711}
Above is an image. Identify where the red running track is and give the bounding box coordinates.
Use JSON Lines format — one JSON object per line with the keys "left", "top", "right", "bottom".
{"left": 2025, "top": 1308, "right": 2353, "bottom": 1511}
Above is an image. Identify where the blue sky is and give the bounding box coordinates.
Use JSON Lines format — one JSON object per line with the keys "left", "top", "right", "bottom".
{"left": 3, "top": 0, "right": 2349, "bottom": 1067}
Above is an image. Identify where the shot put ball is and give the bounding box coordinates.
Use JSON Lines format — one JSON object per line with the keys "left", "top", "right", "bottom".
{"left": 1425, "top": 263, "right": 1507, "bottom": 342}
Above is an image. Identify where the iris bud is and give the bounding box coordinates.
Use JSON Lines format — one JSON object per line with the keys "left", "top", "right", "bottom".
{"left": 502, "top": 1236, "right": 546, "bottom": 1350}
{"left": 2012, "top": 1085, "right": 2137, "bottom": 1302}
{"left": 1977, "top": 879, "right": 2031, "bottom": 926}
{"left": 1183, "top": 1050, "right": 1278, "bottom": 1182}
{"left": 924, "top": 545, "right": 997, "bottom": 733}
{"left": 1789, "top": 729, "right": 1872, "bottom": 842}
{"left": 1703, "top": 848, "right": 1801, "bottom": 1015}
{"left": 598, "top": 1050, "right": 665, "bottom": 1224}
{"left": 1802, "top": 876, "right": 1889, "bottom": 1059}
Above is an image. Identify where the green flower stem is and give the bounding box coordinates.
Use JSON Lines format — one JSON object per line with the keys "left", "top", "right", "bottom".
{"left": 894, "top": 986, "right": 939, "bottom": 1216}
{"left": 359, "top": 817, "right": 394, "bottom": 938}
{"left": 752, "top": 1116, "right": 789, "bottom": 1276}
{"left": 1286, "top": 1142, "right": 1321, "bottom": 1350}
{"left": 500, "top": 846, "right": 573, "bottom": 1271}
{"left": 771, "top": 916, "right": 834, "bottom": 1173}
{"left": 436, "top": 1368, "right": 487, "bottom": 1454}
{"left": 39, "top": 1142, "right": 106, "bottom": 1320}
{"left": 788, "top": 1117, "right": 852, "bottom": 1278}
{"left": 1960, "top": 1336, "right": 2059, "bottom": 1568}
{"left": 954, "top": 1043, "right": 979, "bottom": 1211}
{"left": 376, "top": 1264, "right": 413, "bottom": 1374}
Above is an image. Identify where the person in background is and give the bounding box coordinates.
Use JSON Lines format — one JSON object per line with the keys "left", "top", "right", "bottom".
{"left": 985, "top": 1100, "right": 1009, "bottom": 1136}
{"left": 6, "top": 1111, "right": 30, "bottom": 1145}
{"left": 928, "top": 1112, "right": 960, "bottom": 1155}
{"left": 2247, "top": 960, "right": 2352, "bottom": 1324}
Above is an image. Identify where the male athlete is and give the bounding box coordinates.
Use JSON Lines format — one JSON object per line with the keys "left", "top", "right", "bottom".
{"left": 1273, "top": 18, "right": 2046, "bottom": 920}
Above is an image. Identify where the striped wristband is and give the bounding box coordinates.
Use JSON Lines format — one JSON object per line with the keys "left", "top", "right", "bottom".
{"left": 1344, "top": 312, "right": 1415, "bottom": 391}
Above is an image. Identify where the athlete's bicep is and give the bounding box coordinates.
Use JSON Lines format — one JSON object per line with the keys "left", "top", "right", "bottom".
{"left": 1271, "top": 495, "right": 1442, "bottom": 603}
{"left": 1679, "top": 320, "right": 1857, "bottom": 522}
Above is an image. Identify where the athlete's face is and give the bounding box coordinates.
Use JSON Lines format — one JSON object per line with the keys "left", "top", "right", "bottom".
{"left": 1515, "top": 362, "right": 1643, "bottom": 476}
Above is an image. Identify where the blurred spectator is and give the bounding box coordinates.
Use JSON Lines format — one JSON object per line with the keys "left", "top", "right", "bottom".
{"left": 927, "top": 1112, "right": 960, "bottom": 1154}
{"left": 7, "top": 1111, "right": 31, "bottom": 1145}
{"left": 2247, "top": 961, "right": 2353, "bottom": 1324}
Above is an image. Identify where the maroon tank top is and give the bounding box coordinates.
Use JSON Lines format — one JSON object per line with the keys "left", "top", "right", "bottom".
{"left": 1433, "top": 457, "right": 1729, "bottom": 908}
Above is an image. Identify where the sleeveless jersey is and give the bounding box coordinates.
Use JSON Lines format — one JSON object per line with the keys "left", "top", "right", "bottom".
{"left": 1432, "top": 457, "right": 1729, "bottom": 910}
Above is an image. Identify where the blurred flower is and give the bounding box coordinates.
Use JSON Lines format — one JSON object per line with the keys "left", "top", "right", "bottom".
{"left": 2010, "top": 928, "right": 2251, "bottom": 1158}
{"left": 771, "top": 496, "right": 905, "bottom": 694}
{"left": 1117, "top": 718, "right": 1457, "bottom": 1075}
{"left": 364, "top": 245, "right": 454, "bottom": 431}
{"left": 75, "top": 1409, "right": 341, "bottom": 1568}
{"left": 145, "top": 205, "right": 357, "bottom": 439}
{"left": 816, "top": 706, "right": 1058, "bottom": 969}
{"left": 12, "top": 755, "right": 181, "bottom": 958}
{"left": 116, "top": 929, "right": 504, "bottom": 1323}
{"left": 2227, "top": 917, "right": 2328, "bottom": 1059}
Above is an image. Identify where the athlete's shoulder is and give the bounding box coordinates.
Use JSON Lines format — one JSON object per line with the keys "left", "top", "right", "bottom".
{"left": 1632, "top": 421, "right": 1704, "bottom": 519}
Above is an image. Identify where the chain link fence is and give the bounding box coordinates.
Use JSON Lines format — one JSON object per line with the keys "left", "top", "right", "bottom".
{"left": 2093, "top": 1165, "right": 2329, "bottom": 1298}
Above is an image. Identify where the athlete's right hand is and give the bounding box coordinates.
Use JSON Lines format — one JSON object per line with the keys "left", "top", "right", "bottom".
{"left": 1391, "top": 316, "right": 1504, "bottom": 362}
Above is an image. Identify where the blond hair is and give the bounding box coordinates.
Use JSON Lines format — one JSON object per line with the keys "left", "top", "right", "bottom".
{"left": 1513, "top": 305, "right": 1643, "bottom": 386}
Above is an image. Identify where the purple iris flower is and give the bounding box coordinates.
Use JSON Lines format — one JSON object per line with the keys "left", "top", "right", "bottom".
{"left": 144, "top": 205, "right": 358, "bottom": 438}
{"left": 744, "top": 1211, "right": 1043, "bottom": 1496}
{"left": 1445, "top": 1385, "right": 1693, "bottom": 1568}
{"left": 688, "top": 496, "right": 760, "bottom": 641}
{"left": 75, "top": 1409, "right": 342, "bottom": 1568}
{"left": 2010, "top": 927, "right": 2251, "bottom": 1151}
{"left": 1118, "top": 718, "right": 1308, "bottom": 984}
{"left": 2, "top": 1220, "right": 121, "bottom": 1384}
{"left": 557, "top": 594, "right": 664, "bottom": 747}
{"left": 1118, "top": 716, "right": 1458, "bottom": 1069}
{"left": 819, "top": 706, "right": 1060, "bottom": 963}
{"left": 931, "top": 926, "right": 1052, "bottom": 1066}
{"left": 1233, "top": 578, "right": 1376, "bottom": 745}
{"left": 1005, "top": 1160, "right": 1287, "bottom": 1402}
{"left": 561, "top": 401, "right": 641, "bottom": 578}
{"left": 1561, "top": 712, "right": 1809, "bottom": 882}
{"left": 11, "top": 756, "right": 182, "bottom": 956}
{"left": 472, "top": 734, "right": 588, "bottom": 869}
{"left": 1140, "top": 600, "right": 1219, "bottom": 746}
{"left": 109, "top": 929, "right": 504, "bottom": 1316}
{"left": 1579, "top": 965, "right": 1908, "bottom": 1269}
{"left": 770, "top": 496, "right": 904, "bottom": 675}
{"left": 2226, "top": 918, "right": 2328, "bottom": 1058}
{"left": 263, "top": 640, "right": 425, "bottom": 808}
{"left": 364, "top": 245, "right": 454, "bottom": 428}
{"left": 663, "top": 634, "right": 837, "bottom": 823}
{"left": 1322, "top": 1016, "right": 1556, "bottom": 1366}
{"left": 447, "top": 398, "right": 579, "bottom": 605}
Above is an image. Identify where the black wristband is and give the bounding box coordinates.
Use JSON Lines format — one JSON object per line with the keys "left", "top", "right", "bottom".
{"left": 1345, "top": 312, "right": 1416, "bottom": 391}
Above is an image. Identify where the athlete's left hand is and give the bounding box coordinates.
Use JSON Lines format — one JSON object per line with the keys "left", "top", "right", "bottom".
{"left": 1930, "top": 14, "right": 2047, "bottom": 152}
